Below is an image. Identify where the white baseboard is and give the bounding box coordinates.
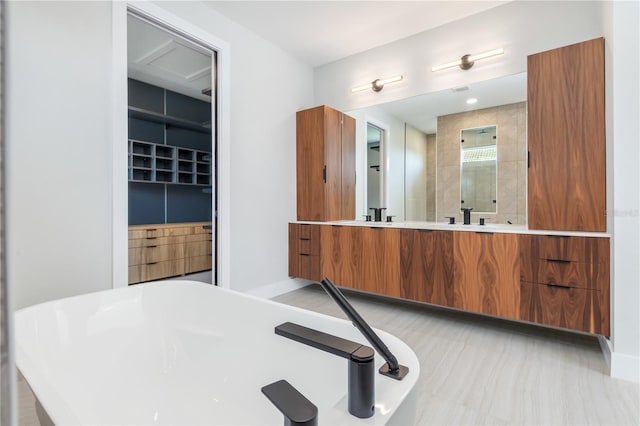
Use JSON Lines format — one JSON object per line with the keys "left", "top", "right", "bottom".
{"left": 597, "top": 335, "right": 612, "bottom": 373}
{"left": 611, "top": 351, "right": 640, "bottom": 383}
{"left": 244, "top": 278, "right": 313, "bottom": 299}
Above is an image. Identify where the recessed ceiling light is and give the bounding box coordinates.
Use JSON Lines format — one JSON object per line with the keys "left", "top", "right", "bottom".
{"left": 466, "top": 98, "right": 478, "bottom": 105}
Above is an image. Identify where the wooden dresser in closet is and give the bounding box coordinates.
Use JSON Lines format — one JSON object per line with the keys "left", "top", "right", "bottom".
{"left": 128, "top": 222, "right": 212, "bottom": 284}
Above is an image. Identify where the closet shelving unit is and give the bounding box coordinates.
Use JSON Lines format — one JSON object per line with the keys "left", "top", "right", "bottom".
{"left": 127, "top": 106, "right": 212, "bottom": 186}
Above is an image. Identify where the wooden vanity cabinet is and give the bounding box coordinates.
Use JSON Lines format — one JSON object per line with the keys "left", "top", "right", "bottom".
{"left": 288, "top": 223, "right": 322, "bottom": 281}
{"left": 527, "top": 38, "right": 606, "bottom": 232}
{"left": 453, "top": 232, "right": 520, "bottom": 320}
{"left": 400, "top": 229, "right": 454, "bottom": 305}
{"left": 296, "top": 105, "right": 356, "bottom": 221}
{"left": 519, "top": 234, "right": 610, "bottom": 335}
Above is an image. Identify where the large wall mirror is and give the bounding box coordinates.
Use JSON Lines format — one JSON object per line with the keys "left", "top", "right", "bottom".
{"left": 460, "top": 125, "right": 497, "bottom": 213}
{"left": 348, "top": 72, "right": 527, "bottom": 225}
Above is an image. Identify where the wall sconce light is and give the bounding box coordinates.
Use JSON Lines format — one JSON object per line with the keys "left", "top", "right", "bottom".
{"left": 351, "top": 75, "right": 403, "bottom": 93}
{"left": 431, "top": 48, "right": 504, "bottom": 72}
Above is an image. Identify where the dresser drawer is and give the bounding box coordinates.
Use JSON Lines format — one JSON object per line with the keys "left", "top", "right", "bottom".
{"left": 185, "top": 233, "right": 212, "bottom": 243}
{"left": 128, "top": 228, "right": 163, "bottom": 239}
{"left": 128, "top": 235, "right": 185, "bottom": 248}
{"left": 132, "top": 260, "right": 184, "bottom": 283}
{"left": 185, "top": 255, "right": 212, "bottom": 274}
{"left": 185, "top": 241, "right": 212, "bottom": 257}
{"left": 128, "top": 244, "right": 185, "bottom": 266}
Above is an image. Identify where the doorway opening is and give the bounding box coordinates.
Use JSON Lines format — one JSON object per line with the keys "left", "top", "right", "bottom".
{"left": 366, "top": 123, "right": 384, "bottom": 213}
{"left": 126, "top": 11, "right": 218, "bottom": 285}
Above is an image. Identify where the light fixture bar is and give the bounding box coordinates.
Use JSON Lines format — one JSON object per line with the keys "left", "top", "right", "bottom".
{"left": 351, "top": 75, "right": 403, "bottom": 93}
{"left": 431, "top": 47, "right": 504, "bottom": 72}
{"left": 467, "top": 48, "right": 504, "bottom": 62}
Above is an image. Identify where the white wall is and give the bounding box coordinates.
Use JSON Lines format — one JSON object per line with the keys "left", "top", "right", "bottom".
{"left": 315, "top": 1, "right": 639, "bottom": 382}
{"left": 151, "top": 2, "right": 314, "bottom": 295}
{"left": 315, "top": 1, "right": 603, "bottom": 112}
{"left": 603, "top": 0, "right": 640, "bottom": 383}
{"left": 6, "top": 2, "right": 114, "bottom": 309}
{"left": 7, "top": 1, "right": 315, "bottom": 307}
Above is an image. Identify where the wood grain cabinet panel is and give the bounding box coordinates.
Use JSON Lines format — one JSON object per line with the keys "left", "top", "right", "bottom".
{"left": 296, "top": 105, "right": 356, "bottom": 221}
{"left": 527, "top": 38, "right": 606, "bottom": 232}
{"left": 320, "top": 225, "right": 360, "bottom": 288}
{"left": 358, "top": 228, "right": 401, "bottom": 297}
{"left": 454, "top": 232, "right": 520, "bottom": 319}
{"left": 400, "top": 229, "right": 454, "bottom": 306}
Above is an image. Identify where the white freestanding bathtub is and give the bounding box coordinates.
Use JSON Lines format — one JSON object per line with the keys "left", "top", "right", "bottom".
{"left": 15, "top": 280, "right": 419, "bottom": 425}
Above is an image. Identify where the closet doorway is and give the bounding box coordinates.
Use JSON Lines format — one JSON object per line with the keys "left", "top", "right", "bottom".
{"left": 126, "top": 11, "right": 218, "bottom": 285}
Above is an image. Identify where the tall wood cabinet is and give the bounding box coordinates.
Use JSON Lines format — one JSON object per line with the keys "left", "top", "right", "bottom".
{"left": 296, "top": 105, "right": 356, "bottom": 221}
{"left": 527, "top": 37, "right": 606, "bottom": 232}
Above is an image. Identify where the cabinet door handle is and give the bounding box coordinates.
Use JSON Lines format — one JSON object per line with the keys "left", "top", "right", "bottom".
{"left": 299, "top": 253, "right": 310, "bottom": 256}
{"left": 299, "top": 238, "right": 311, "bottom": 241}
{"left": 146, "top": 237, "right": 158, "bottom": 240}
{"left": 546, "top": 283, "right": 571, "bottom": 289}
{"left": 418, "top": 229, "right": 434, "bottom": 233}
{"left": 475, "top": 231, "right": 494, "bottom": 235}
{"left": 545, "top": 258, "right": 571, "bottom": 263}
{"left": 527, "top": 150, "right": 530, "bottom": 168}
{"left": 322, "top": 165, "right": 326, "bottom": 183}
{"left": 146, "top": 262, "right": 158, "bottom": 265}
{"left": 147, "top": 245, "right": 158, "bottom": 248}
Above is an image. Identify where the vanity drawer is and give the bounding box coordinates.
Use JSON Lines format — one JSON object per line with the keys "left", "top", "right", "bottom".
{"left": 296, "top": 254, "right": 321, "bottom": 281}
{"left": 297, "top": 224, "right": 320, "bottom": 241}
{"left": 536, "top": 259, "right": 591, "bottom": 289}
{"left": 298, "top": 238, "right": 320, "bottom": 255}
{"left": 520, "top": 281, "right": 609, "bottom": 335}
{"left": 534, "top": 235, "right": 609, "bottom": 263}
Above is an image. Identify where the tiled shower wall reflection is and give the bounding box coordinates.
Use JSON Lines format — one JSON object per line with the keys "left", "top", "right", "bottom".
{"left": 436, "top": 102, "right": 527, "bottom": 224}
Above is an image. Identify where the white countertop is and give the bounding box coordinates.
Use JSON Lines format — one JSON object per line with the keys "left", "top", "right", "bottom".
{"left": 293, "top": 220, "right": 610, "bottom": 238}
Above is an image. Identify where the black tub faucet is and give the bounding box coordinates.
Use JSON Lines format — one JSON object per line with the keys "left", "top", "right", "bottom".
{"left": 275, "top": 322, "right": 375, "bottom": 419}
{"left": 461, "top": 207, "right": 473, "bottom": 225}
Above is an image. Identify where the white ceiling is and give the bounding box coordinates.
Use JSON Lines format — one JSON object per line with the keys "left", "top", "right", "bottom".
{"left": 128, "top": 14, "right": 213, "bottom": 102}
{"left": 203, "top": 1, "right": 509, "bottom": 67}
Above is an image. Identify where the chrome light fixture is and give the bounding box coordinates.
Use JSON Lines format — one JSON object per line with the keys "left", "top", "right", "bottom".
{"left": 351, "top": 75, "right": 403, "bottom": 93}
{"left": 431, "top": 48, "right": 504, "bottom": 72}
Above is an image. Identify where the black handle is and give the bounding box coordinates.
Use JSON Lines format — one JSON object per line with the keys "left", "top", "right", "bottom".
{"left": 322, "top": 165, "right": 326, "bottom": 183}
{"left": 527, "top": 150, "right": 530, "bottom": 168}
{"left": 299, "top": 253, "right": 310, "bottom": 256}
{"left": 262, "top": 380, "right": 318, "bottom": 426}
{"left": 147, "top": 245, "right": 158, "bottom": 248}
{"left": 146, "top": 237, "right": 158, "bottom": 240}
{"left": 418, "top": 229, "right": 434, "bottom": 233}
{"left": 299, "top": 238, "right": 311, "bottom": 241}
{"left": 546, "top": 283, "right": 571, "bottom": 289}
{"left": 545, "top": 258, "right": 572, "bottom": 264}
